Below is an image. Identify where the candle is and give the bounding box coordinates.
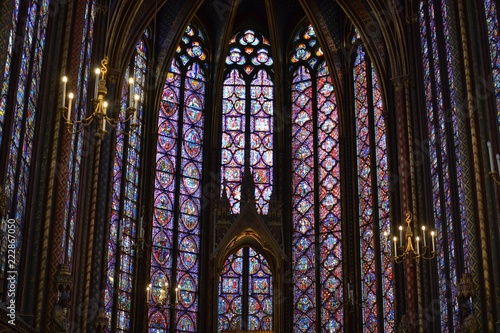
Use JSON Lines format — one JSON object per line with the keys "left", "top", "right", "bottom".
{"left": 399, "top": 225, "right": 403, "bottom": 247}
{"left": 139, "top": 214, "right": 144, "bottom": 239}
{"left": 431, "top": 231, "right": 435, "bottom": 252}
{"left": 421, "top": 226, "right": 427, "bottom": 247}
{"left": 133, "top": 94, "right": 139, "bottom": 125}
{"left": 128, "top": 78, "right": 134, "bottom": 108}
{"left": 102, "top": 101, "right": 108, "bottom": 133}
{"left": 67, "top": 93, "right": 74, "bottom": 120}
{"left": 118, "top": 220, "right": 123, "bottom": 243}
{"left": 393, "top": 237, "right": 398, "bottom": 257}
{"left": 416, "top": 236, "right": 420, "bottom": 256}
{"left": 497, "top": 154, "right": 500, "bottom": 176}
{"left": 175, "top": 285, "right": 179, "bottom": 304}
{"left": 147, "top": 285, "right": 151, "bottom": 302}
{"left": 94, "top": 68, "right": 100, "bottom": 99}
{"left": 487, "top": 141, "right": 495, "bottom": 172}
{"left": 160, "top": 282, "right": 166, "bottom": 301}
{"left": 61, "top": 76, "right": 67, "bottom": 108}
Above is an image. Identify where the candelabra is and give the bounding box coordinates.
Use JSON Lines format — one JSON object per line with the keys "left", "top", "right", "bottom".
{"left": 147, "top": 278, "right": 180, "bottom": 308}
{"left": 60, "top": 57, "right": 140, "bottom": 139}
{"left": 384, "top": 212, "right": 436, "bottom": 263}
{"left": 487, "top": 141, "right": 500, "bottom": 185}
{"left": 384, "top": 212, "right": 436, "bottom": 333}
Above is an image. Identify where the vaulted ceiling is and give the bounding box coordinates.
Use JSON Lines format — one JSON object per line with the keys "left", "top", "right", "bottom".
{"left": 105, "top": 0, "right": 410, "bottom": 81}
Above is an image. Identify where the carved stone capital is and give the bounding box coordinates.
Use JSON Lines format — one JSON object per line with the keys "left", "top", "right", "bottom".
{"left": 391, "top": 75, "right": 410, "bottom": 89}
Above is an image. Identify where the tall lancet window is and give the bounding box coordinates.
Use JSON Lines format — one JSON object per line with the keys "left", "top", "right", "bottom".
{"left": 419, "top": 1, "right": 469, "bottom": 331}
{"left": 220, "top": 29, "right": 274, "bottom": 214}
{"left": 352, "top": 33, "right": 393, "bottom": 332}
{"left": 149, "top": 23, "right": 207, "bottom": 333}
{"left": 62, "top": 0, "right": 96, "bottom": 269}
{"left": 0, "top": 0, "right": 50, "bottom": 278}
{"left": 105, "top": 35, "right": 147, "bottom": 332}
{"left": 290, "top": 24, "right": 344, "bottom": 332}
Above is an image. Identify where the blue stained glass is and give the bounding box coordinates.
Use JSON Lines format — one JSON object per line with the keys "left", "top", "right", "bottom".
{"left": 2, "top": 0, "right": 50, "bottom": 276}
{"left": 149, "top": 23, "right": 206, "bottom": 333}
{"left": 106, "top": 36, "right": 147, "bottom": 332}
{"left": 291, "top": 23, "right": 345, "bottom": 332}
{"left": 221, "top": 29, "right": 274, "bottom": 214}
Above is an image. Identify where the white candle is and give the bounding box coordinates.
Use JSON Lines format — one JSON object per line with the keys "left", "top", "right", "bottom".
{"left": 94, "top": 68, "right": 100, "bottom": 99}
{"left": 61, "top": 76, "right": 67, "bottom": 108}
{"left": 147, "top": 285, "right": 151, "bottom": 302}
{"left": 102, "top": 101, "right": 108, "bottom": 133}
{"left": 399, "top": 226, "right": 403, "bottom": 247}
{"left": 487, "top": 141, "right": 495, "bottom": 172}
{"left": 422, "top": 226, "right": 427, "bottom": 247}
{"left": 133, "top": 94, "right": 139, "bottom": 125}
{"left": 416, "top": 236, "right": 420, "bottom": 256}
{"left": 118, "top": 220, "right": 123, "bottom": 242}
{"left": 160, "top": 282, "right": 166, "bottom": 300}
{"left": 431, "top": 231, "right": 435, "bottom": 252}
{"left": 496, "top": 154, "right": 500, "bottom": 176}
{"left": 67, "top": 93, "right": 74, "bottom": 120}
{"left": 393, "top": 237, "right": 397, "bottom": 257}
{"left": 128, "top": 78, "right": 134, "bottom": 108}
{"left": 139, "top": 214, "right": 144, "bottom": 239}
{"left": 175, "top": 285, "right": 179, "bottom": 303}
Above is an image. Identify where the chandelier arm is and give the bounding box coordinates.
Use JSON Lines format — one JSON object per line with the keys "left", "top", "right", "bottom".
{"left": 489, "top": 171, "right": 500, "bottom": 185}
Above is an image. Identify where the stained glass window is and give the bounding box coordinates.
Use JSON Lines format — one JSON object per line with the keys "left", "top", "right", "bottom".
{"left": 149, "top": 23, "right": 207, "bottom": 333}
{"left": 0, "top": 0, "right": 50, "bottom": 279}
{"left": 0, "top": 0, "right": 20, "bottom": 148}
{"left": 221, "top": 29, "right": 274, "bottom": 214}
{"left": 105, "top": 35, "right": 147, "bottom": 332}
{"left": 218, "top": 247, "right": 273, "bottom": 332}
{"left": 61, "top": 0, "right": 96, "bottom": 269}
{"left": 353, "top": 37, "right": 393, "bottom": 332}
{"left": 419, "top": 1, "right": 468, "bottom": 331}
{"left": 290, "top": 24, "right": 343, "bottom": 332}
{"left": 484, "top": 0, "right": 500, "bottom": 129}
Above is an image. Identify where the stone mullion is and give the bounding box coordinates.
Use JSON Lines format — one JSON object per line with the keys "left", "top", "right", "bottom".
{"left": 82, "top": 139, "right": 102, "bottom": 332}
{"left": 445, "top": 0, "right": 484, "bottom": 329}
{"left": 392, "top": 75, "right": 417, "bottom": 333}
{"left": 32, "top": 0, "right": 70, "bottom": 330}
{"left": 45, "top": 0, "right": 90, "bottom": 331}
{"left": 457, "top": 0, "right": 494, "bottom": 330}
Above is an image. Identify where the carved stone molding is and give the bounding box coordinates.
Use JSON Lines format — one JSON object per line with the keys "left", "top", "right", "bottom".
{"left": 391, "top": 74, "right": 410, "bottom": 89}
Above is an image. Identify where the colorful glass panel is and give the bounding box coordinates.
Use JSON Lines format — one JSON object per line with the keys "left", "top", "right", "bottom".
{"left": 291, "top": 24, "right": 343, "bottom": 332}
{"left": 351, "top": 32, "right": 392, "bottom": 332}
{"left": 372, "top": 67, "right": 394, "bottom": 332}
{"left": 250, "top": 70, "right": 273, "bottom": 214}
{"left": 485, "top": 0, "right": 500, "bottom": 130}
{"left": 419, "top": 1, "right": 463, "bottom": 330}
{"left": 3, "top": 0, "right": 50, "bottom": 275}
{"left": 149, "top": 23, "right": 207, "bottom": 333}
{"left": 218, "top": 247, "right": 273, "bottom": 332}
{"left": 0, "top": 0, "right": 20, "bottom": 147}
{"left": 105, "top": 36, "right": 146, "bottom": 332}
{"left": 62, "top": 0, "right": 96, "bottom": 269}
{"left": 221, "top": 29, "right": 274, "bottom": 214}
{"left": 354, "top": 44, "right": 378, "bottom": 333}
